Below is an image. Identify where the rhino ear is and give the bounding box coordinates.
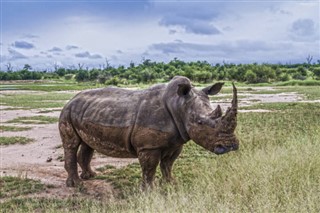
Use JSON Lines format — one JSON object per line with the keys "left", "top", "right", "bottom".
{"left": 177, "top": 83, "right": 191, "bottom": 96}
{"left": 202, "top": 82, "right": 224, "bottom": 95}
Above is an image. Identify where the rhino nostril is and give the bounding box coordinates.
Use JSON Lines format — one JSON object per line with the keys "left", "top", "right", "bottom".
{"left": 214, "top": 145, "right": 226, "bottom": 154}
{"left": 232, "top": 143, "right": 239, "bottom": 150}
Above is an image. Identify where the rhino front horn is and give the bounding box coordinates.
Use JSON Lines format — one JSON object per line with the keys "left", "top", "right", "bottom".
{"left": 222, "top": 82, "right": 237, "bottom": 131}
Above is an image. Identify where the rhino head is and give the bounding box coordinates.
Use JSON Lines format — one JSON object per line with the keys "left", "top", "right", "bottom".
{"left": 165, "top": 76, "right": 239, "bottom": 155}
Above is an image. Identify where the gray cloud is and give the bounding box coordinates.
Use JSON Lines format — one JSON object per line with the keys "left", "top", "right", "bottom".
{"left": 147, "top": 40, "right": 294, "bottom": 64}
{"left": 160, "top": 15, "right": 220, "bottom": 35}
{"left": 48, "top": 47, "right": 63, "bottom": 52}
{"left": 8, "top": 48, "right": 28, "bottom": 60}
{"left": 75, "top": 51, "right": 103, "bottom": 59}
{"left": 23, "top": 34, "right": 39, "bottom": 39}
{"left": 290, "top": 19, "right": 318, "bottom": 41}
{"left": 150, "top": 40, "right": 292, "bottom": 55}
{"left": 66, "top": 45, "right": 79, "bottom": 50}
{"left": 12, "top": 41, "right": 35, "bottom": 49}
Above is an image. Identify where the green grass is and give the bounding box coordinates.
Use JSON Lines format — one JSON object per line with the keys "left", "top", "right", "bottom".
{"left": 0, "top": 125, "right": 32, "bottom": 132}
{"left": 276, "top": 79, "right": 320, "bottom": 86}
{"left": 0, "top": 176, "right": 45, "bottom": 199}
{"left": 6, "top": 115, "right": 59, "bottom": 124}
{"left": 1, "top": 198, "right": 104, "bottom": 213}
{"left": 241, "top": 102, "right": 319, "bottom": 111}
{"left": 96, "top": 102, "right": 320, "bottom": 212}
{"left": 0, "top": 92, "right": 74, "bottom": 109}
{"left": 0, "top": 81, "right": 102, "bottom": 92}
{"left": 0, "top": 136, "right": 34, "bottom": 145}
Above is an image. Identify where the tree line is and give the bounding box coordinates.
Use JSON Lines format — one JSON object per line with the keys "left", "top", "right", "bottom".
{"left": 1, "top": 59, "right": 320, "bottom": 85}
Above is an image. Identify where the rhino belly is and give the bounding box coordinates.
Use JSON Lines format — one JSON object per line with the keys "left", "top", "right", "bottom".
{"left": 75, "top": 122, "right": 137, "bottom": 158}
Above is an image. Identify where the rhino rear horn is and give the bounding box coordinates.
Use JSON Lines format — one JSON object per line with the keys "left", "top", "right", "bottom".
{"left": 210, "top": 105, "right": 222, "bottom": 119}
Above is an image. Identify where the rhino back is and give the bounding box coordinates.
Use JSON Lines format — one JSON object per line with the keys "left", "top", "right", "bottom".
{"left": 60, "top": 85, "right": 182, "bottom": 157}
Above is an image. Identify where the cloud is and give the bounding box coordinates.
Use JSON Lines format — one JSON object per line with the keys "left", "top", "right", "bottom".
{"left": 150, "top": 40, "right": 292, "bottom": 54}
{"left": 48, "top": 47, "right": 63, "bottom": 52}
{"left": 290, "top": 18, "right": 318, "bottom": 41}
{"left": 147, "top": 39, "right": 296, "bottom": 63}
{"left": 8, "top": 48, "right": 28, "bottom": 60}
{"left": 159, "top": 14, "right": 220, "bottom": 35}
{"left": 23, "top": 34, "right": 39, "bottom": 39}
{"left": 12, "top": 41, "right": 35, "bottom": 49}
{"left": 66, "top": 45, "right": 79, "bottom": 50}
{"left": 75, "top": 51, "right": 103, "bottom": 59}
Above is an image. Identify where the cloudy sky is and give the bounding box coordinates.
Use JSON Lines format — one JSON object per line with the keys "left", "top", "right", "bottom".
{"left": 1, "top": 0, "right": 319, "bottom": 71}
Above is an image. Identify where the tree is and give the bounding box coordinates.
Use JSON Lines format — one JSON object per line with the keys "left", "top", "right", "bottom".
{"left": 75, "top": 70, "right": 89, "bottom": 82}
{"left": 23, "top": 64, "right": 32, "bottom": 71}
{"left": 55, "top": 68, "right": 66, "bottom": 77}
{"left": 244, "top": 70, "right": 257, "bottom": 83}
{"left": 6, "top": 63, "right": 13, "bottom": 72}
{"left": 306, "top": 55, "right": 313, "bottom": 64}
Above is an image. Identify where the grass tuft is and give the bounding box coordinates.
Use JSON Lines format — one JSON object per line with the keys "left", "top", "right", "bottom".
{"left": 0, "top": 176, "right": 45, "bottom": 198}
{"left": 6, "top": 115, "right": 58, "bottom": 124}
{"left": 0, "top": 125, "right": 32, "bottom": 132}
{"left": 0, "top": 136, "right": 34, "bottom": 145}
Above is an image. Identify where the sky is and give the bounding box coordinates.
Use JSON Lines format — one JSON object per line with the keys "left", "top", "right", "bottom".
{"left": 0, "top": 0, "right": 319, "bottom": 71}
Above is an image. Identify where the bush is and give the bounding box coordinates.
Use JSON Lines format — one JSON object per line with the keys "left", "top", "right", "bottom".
{"left": 64, "top": 74, "right": 74, "bottom": 80}
{"left": 75, "top": 70, "right": 89, "bottom": 82}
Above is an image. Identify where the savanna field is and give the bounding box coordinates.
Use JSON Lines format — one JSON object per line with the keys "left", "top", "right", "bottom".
{"left": 0, "top": 79, "right": 320, "bottom": 212}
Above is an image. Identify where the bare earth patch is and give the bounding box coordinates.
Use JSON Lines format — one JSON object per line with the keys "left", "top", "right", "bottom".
{"left": 0, "top": 87, "right": 315, "bottom": 200}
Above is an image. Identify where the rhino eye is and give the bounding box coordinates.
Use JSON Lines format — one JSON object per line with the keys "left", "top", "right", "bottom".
{"left": 197, "top": 120, "right": 203, "bottom": 125}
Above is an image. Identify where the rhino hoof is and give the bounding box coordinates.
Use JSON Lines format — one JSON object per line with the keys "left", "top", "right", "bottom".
{"left": 66, "top": 177, "right": 83, "bottom": 187}
{"left": 80, "top": 171, "right": 96, "bottom": 180}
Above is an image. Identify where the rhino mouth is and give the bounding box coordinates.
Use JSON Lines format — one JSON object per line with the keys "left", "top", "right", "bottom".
{"left": 213, "top": 144, "right": 239, "bottom": 155}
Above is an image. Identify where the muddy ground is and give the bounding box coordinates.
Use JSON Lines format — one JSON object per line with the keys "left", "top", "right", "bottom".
{"left": 0, "top": 88, "right": 307, "bottom": 200}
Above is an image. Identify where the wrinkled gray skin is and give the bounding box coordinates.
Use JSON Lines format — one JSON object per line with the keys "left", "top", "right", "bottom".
{"left": 59, "top": 76, "right": 239, "bottom": 189}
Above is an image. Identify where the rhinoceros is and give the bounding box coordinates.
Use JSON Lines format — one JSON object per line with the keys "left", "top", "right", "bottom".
{"left": 59, "top": 76, "right": 239, "bottom": 188}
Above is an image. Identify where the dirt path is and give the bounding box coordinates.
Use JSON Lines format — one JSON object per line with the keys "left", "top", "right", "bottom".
{"left": 0, "top": 87, "right": 310, "bottom": 200}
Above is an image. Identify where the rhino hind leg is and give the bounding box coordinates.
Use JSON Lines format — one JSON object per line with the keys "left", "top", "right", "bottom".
{"left": 138, "top": 149, "right": 161, "bottom": 190}
{"left": 160, "top": 146, "right": 183, "bottom": 183}
{"left": 78, "top": 143, "right": 96, "bottom": 180}
{"left": 60, "top": 121, "right": 82, "bottom": 187}
{"left": 64, "top": 143, "right": 82, "bottom": 187}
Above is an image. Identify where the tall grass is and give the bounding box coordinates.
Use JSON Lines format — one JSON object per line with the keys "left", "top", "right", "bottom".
{"left": 2, "top": 102, "right": 320, "bottom": 212}
{"left": 100, "top": 103, "right": 320, "bottom": 212}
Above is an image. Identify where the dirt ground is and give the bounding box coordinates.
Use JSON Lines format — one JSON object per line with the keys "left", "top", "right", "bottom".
{"left": 0, "top": 88, "right": 307, "bottom": 200}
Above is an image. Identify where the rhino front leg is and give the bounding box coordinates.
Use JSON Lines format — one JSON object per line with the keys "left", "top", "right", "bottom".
{"left": 78, "top": 143, "right": 96, "bottom": 180}
{"left": 160, "top": 146, "right": 183, "bottom": 183}
{"left": 138, "top": 149, "right": 161, "bottom": 190}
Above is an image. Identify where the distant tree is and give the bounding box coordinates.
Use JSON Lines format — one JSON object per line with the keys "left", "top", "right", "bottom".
{"left": 312, "top": 67, "right": 320, "bottom": 80}
{"left": 55, "top": 68, "right": 66, "bottom": 77}
{"left": 23, "top": 64, "right": 32, "bottom": 71}
{"left": 75, "top": 70, "right": 89, "bottom": 82}
{"left": 89, "top": 69, "right": 100, "bottom": 81}
{"left": 6, "top": 63, "right": 13, "bottom": 72}
{"left": 77, "top": 63, "right": 84, "bottom": 70}
{"left": 306, "top": 55, "right": 313, "bottom": 64}
{"left": 244, "top": 70, "right": 257, "bottom": 83}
